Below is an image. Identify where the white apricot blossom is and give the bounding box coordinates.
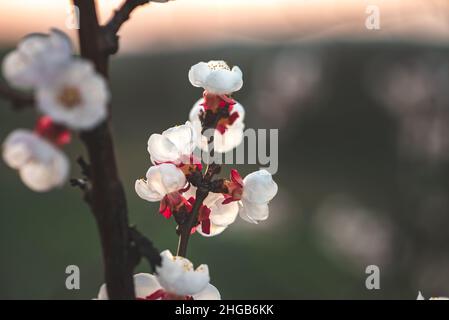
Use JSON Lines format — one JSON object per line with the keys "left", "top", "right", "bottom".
{"left": 97, "top": 272, "right": 220, "bottom": 300}
{"left": 147, "top": 121, "right": 197, "bottom": 164}
{"left": 156, "top": 250, "right": 217, "bottom": 297}
{"left": 2, "top": 129, "right": 69, "bottom": 192}
{"left": 36, "top": 59, "right": 109, "bottom": 130}
{"left": 189, "top": 98, "right": 245, "bottom": 153}
{"left": 189, "top": 60, "right": 243, "bottom": 95}
{"left": 135, "top": 163, "right": 186, "bottom": 202}
{"left": 223, "top": 169, "right": 278, "bottom": 224}
{"left": 239, "top": 170, "right": 278, "bottom": 223}
{"left": 2, "top": 29, "right": 73, "bottom": 90}
{"left": 417, "top": 291, "right": 449, "bottom": 300}
{"left": 183, "top": 186, "right": 239, "bottom": 237}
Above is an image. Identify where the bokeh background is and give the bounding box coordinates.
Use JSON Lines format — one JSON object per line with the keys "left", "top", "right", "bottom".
{"left": 1, "top": 0, "right": 449, "bottom": 299}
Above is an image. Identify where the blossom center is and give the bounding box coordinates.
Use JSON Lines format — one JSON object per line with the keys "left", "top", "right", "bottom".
{"left": 207, "top": 61, "right": 230, "bottom": 71}
{"left": 58, "top": 86, "right": 82, "bottom": 109}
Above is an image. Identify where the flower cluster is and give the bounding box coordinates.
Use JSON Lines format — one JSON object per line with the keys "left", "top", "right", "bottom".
{"left": 136, "top": 60, "right": 278, "bottom": 239}
{"left": 2, "top": 29, "right": 109, "bottom": 191}
{"left": 97, "top": 250, "right": 220, "bottom": 300}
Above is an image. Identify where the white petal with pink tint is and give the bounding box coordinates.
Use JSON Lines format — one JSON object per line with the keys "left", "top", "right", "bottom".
{"left": 193, "top": 284, "right": 221, "bottom": 300}
{"left": 2, "top": 129, "right": 69, "bottom": 192}
{"left": 184, "top": 187, "right": 239, "bottom": 236}
{"left": 147, "top": 121, "right": 196, "bottom": 164}
{"left": 204, "top": 192, "right": 239, "bottom": 227}
{"left": 239, "top": 202, "right": 269, "bottom": 224}
{"left": 135, "top": 163, "right": 186, "bottom": 202}
{"left": 189, "top": 61, "right": 243, "bottom": 95}
{"left": 2, "top": 29, "right": 72, "bottom": 89}
{"left": 242, "top": 170, "right": 278, "bottom": 204}
{"left": 238, "top": 170, "right": 278, "bottom": 224}
{"left": 36, "top": 59, "right": 109, "bottom": 130}
{"left": 189, "top": 99, "right": 245, "bottom": 153}
{"left": 97, "top": 273, "right": 162, "bottom": 300}
{"left": 156, "top": 250, "right": 210, "bottom": 296}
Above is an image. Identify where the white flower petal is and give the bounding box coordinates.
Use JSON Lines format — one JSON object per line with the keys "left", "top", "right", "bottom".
{"left": 189, "top": 98, "right": 246, "bottom": 153}
{"left": 36, "top": 59, "right": 109, "bottom": 130}
{"left": 19, "top": 150, "right": 69, "bottom": 192}
{"left": 2, "top": 29, "right": 72, "bottom": 89}
{"left": 158, "top": 162, "right": 187, "bottom": 193}
{"left": 213, "top": 122, "right": 244, "bottom": 153}
{"left": 162, "top": 121, "right": 196, "bottom": 156}
{"left": 242, "top": 170, "right": 278, "bottom": 204}
{"left": 188, "top": 62, "right": 211, "bottom": 88}
{"left": 208, "top": 194, "right": 239, "bottom": 227}
{"left": 197, "top": 223, "right": 228, "bottom": 237}
{"left": 3, "top": 129, "right": 69, "bottom": 192}
{"left": 148, "top": 122, "right": 197, "bottom": 164}
{"left": 136, "top": 164, "right": 186, "bottom": 202}
{"left": 204, "top": 69, "right": 243, "bottom": 95}
{"left": 239, "top": 201, "right": 270, "bottom": 224}
{"left": 97, "top": 273, "right": 163, "bottom": 300}
{"left": 2, "top": 130, "right": 34, "bottom": 169}
{"left": 135, "top": 178, "right": 164, "bottom": 202}
{"left": 133, "top": 273, "right": 163, "bottom": 299}
{"left": 97, "top": 283, "right": 108, "bottom": 300}
{"left": 156, "top": 250, "right": 210, "bottom": 296}
{"left": 189, "top": 61, "right": 243, "bottom": 94}
{"left": 147, "top": 134, "right": 180, "bottom": 164}
{"left": 193, "top": 284, "right": 221, "bottom": 300}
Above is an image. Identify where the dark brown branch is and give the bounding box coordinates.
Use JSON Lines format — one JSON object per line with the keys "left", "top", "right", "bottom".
{"left": 73, "top": 0, "right": 134, "bottom": 300}
{"left": 0, "top": 83, "right": 34, "bottom": 109}
{"left": 176, "top": 186, "right": 209, "bottom": 257}
{"left": 176, "top": 127, "right": 221, "bottom": 257}
{"left": 70, "top": 156, "right": 92, "bottom": 202}
{"left": 128, "top": 226, "right": 161, "bottom": 271}
{"left": 102, "top": 0, "right": 167, "bottom": 55}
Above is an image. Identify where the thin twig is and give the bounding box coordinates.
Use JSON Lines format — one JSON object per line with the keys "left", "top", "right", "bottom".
{"left": 0, "top": 83, "right": 34, "bottom": 109}
{"left": 177, "top": 129, "right": 221, "bottom": 257}
{"left": 101, "top": 0, "right": 168, "bottom": 55}
{"left": 176, "top": 187, "right": 209, "bottom": 257}
{"left": 128, "top": 226, "right": 161, "bottom": 271}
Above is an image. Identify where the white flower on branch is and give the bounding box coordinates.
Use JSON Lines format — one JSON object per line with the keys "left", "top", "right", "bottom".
{"left": 98, "top": 250, "right": 220, "bottom": 300}
{"left": 156, "top": 250, "right": 216, "bottom": 297}
{"left": 98, "top": 271, "right": 220, "bottom": 301}
{"left": 36, "top": 59, "right": 109, "bottom": 130}
{"left": 189, "top": 60, "right": 243, "bottom": 95}
{"left": 135, "top": 163, "right": 190, "bottom": 219}
{"left": 147, "top": 121, "right": 197, "bottom": 165}
{"left": 2, "top": 128, "right": 69, "bottom": 192}
{"left": 2, "top": 29, "right": 73, "bottom": 90}
{"left": 417, "top": 291, "right": 449, "bottom": 300}
{"left": 223, "top": 169, "right": 278, "bottom": 224}
{"left": 183, "top": 186, "right": 239, "bottom": 237}
{"left": 135, "top": 163, "right": 186, "bottom": 202}
{"left": 239, "top": 169, "right": 278, "bottom": 223}
{"left": 189, "top": 98, "right": 245, "bottom": 153}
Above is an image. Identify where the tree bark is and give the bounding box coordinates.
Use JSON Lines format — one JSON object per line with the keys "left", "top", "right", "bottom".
{"left": 73, "top": 0, "right": 134, "bottom": 299}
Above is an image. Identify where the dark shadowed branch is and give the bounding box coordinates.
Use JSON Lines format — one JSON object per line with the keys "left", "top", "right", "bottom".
{"left": 128, "top": 226, "right": 162, "bottom": 271}
{"left": 73, "top": 0, "right": 162, "bottom": 300}
{"left": 101, "top": 0, "right": 168, "bottom": 55}
{"left": 176, "top": 133, "right": 221, "bottom": 257}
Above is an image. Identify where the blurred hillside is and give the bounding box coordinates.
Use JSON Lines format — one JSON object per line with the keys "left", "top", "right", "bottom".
{"left": 1, "top": 41, "right": 449, "bottom": 299}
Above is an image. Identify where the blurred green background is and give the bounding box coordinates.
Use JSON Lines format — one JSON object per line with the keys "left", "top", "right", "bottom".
{"left": 2, "top": 40, "right": 449, "bottom": 299}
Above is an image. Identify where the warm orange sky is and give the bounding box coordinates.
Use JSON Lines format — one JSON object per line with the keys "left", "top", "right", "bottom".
{"left": 0, "top": 0, "right": 448, "bottom": 53}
